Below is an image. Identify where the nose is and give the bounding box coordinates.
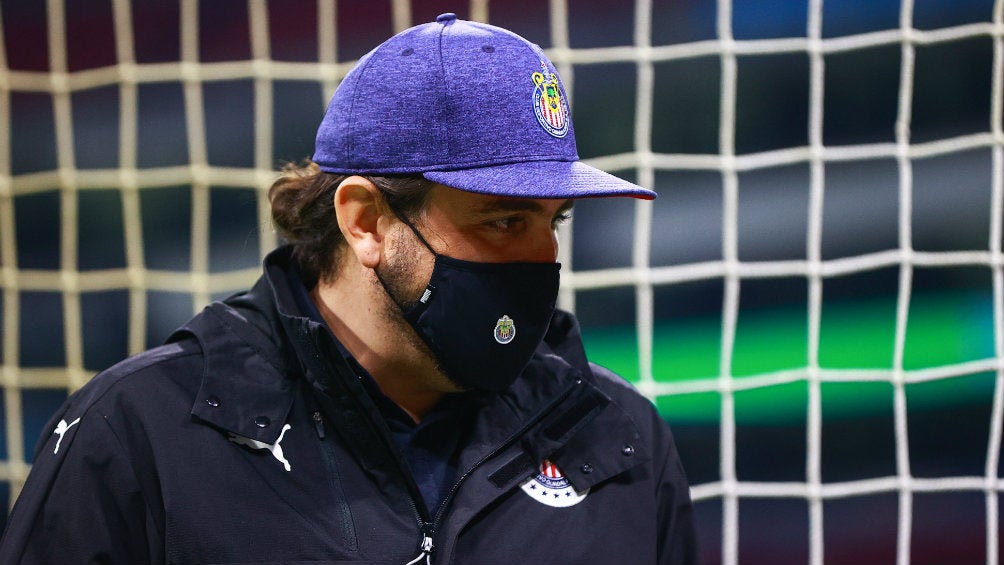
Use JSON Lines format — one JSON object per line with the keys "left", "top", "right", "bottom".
{"left": 522, "top": 226, "right": 560, "bottom": 263}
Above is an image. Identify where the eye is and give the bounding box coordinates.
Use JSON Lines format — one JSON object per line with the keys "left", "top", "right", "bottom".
{"left": 551, "top": 211, "right": 572, "bottom": 229}
{"left": 487, "top": 216, "right": 525, "bottom": 232}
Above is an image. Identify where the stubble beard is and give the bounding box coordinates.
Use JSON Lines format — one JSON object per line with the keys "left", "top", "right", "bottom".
{"left": 373, "top": 229, "right": 466, "bottom": 394}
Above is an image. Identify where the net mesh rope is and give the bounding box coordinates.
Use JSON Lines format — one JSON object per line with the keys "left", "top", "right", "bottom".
{"left": 0, "top": 1, "right": 1002, "bottom": 564}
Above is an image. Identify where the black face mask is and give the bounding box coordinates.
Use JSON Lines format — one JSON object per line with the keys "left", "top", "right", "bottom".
{"left": 376, "top": 214, "right": 560, "bottom": 393}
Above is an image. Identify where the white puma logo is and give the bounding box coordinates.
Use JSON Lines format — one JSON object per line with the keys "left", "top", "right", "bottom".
{"left": 228, "top": 424, "right": 292, "bottom": 472}
{"left": 52, "top": 417, "right": 81, "bottom": 454}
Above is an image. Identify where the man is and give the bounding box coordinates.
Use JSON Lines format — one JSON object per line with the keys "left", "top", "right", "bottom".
{"left": 0, "top": 14, "right": 699, "bottom": 565}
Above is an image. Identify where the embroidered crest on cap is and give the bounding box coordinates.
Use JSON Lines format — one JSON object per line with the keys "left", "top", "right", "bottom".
{"left": 494, "top": 314, "right": 516, "bottom": 344}
{"left": 531, "top": 62, "right": 569, "bottom": 138}
{"left": 520, "top": 459, "right": 589, "bottom": 507}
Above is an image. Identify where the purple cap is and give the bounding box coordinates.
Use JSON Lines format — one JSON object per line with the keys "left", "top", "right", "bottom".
{"left": 312, "top": 13, "right": 656, "bottom": 200}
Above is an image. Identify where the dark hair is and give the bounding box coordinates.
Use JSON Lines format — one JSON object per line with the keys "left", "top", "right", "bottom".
{"left": 268, "top": 160, "right": 434, "bottom": 286}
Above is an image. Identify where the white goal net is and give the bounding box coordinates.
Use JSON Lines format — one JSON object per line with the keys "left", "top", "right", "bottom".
{"left": 1, "top": 1, "right": 1001, "bottom": 564}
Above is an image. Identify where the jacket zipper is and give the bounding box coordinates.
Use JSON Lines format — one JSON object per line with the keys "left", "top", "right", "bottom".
{"left": 405, "top": 527, "right": 435, "bottom": 565}
{"left": 407, "top": 376, "right": 583, "bottom": 564}
{"left": 311, "top": 401, "right": 433, "bottom": 565}
{"left": 300, "top": 328, "right": 436, "bottom": 563}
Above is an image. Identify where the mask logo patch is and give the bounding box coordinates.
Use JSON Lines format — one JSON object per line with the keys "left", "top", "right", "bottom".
{"left": 520, "top": 459, "right": 589, "bottom": 507}
{"left": 532, "top": 62, "right": 569, "bottom": 138}
{"left": 494, "top": 315, "right": 516, "bottom": 344}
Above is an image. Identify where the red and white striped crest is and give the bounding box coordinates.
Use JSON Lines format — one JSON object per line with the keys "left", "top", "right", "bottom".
{"left": 531, "top": 63, "right": 569, "bottom": 138}
{"left": 540, "top": 459, "right": 563, "bottom": 478}
{"left": 520, "top": 458, "right": 589, "bottom": 508}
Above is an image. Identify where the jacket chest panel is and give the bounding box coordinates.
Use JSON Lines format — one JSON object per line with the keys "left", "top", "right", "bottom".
{"left": 163, "top": 408, "right": 420, "bottom": 563}
{"left": 447, "top": 474, "right": 659, "bottom": 565}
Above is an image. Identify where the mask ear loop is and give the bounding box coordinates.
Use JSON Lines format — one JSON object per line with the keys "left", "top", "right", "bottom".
{"left": 373, "top": 193, "right": 438, "bottom": 313}
{"left": 383, "top": 195, "right": 438, "bottom": 257}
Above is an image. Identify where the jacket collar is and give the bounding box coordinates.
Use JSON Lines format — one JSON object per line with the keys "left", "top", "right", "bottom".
{"left": 495, "top": 332, "right": 651, "bottom": 492}
{"left": 171, "top": 249, "right": 303, "bottom": 444}
{"left": 177, "top": 299, "right": 296, "bottom": 445}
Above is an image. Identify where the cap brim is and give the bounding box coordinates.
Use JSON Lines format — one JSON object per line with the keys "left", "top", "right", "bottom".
{"left": 422, "top": 160, "right": 656, "bottom": 200}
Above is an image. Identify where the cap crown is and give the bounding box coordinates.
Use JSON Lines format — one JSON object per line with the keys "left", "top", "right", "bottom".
{"left": 313, "top": 17, "right": 578, "bottom": 174}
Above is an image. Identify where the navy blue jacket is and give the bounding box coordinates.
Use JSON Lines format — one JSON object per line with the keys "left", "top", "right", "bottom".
{"left": 0, "top": 247, "right": 699, "bottom": 564}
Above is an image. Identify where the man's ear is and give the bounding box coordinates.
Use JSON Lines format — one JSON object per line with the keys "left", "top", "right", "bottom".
{"left": 334, "top": 176, "right": 391, "bottom": 269}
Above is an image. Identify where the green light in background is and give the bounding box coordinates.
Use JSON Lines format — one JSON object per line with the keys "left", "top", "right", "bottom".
{"left": 580, "top": 289, "right": 995, "bottom": 426}
{"left": 819, "top": 295, "right": 897, "bottom": 369}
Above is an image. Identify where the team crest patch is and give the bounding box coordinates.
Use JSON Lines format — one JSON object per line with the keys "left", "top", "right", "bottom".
{"left": 531, "top": 62, "right": 569, "bottom": 138}
{"left": 494, "top": 314, "right": 516, "bottom": 344}
{"left": 520, "top": 459, "right": 589, "bottom": 507}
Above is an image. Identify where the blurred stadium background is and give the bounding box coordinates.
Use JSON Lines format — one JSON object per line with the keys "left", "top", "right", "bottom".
{"left": 0, "top": 1, "right": 1000, "bottom": 564}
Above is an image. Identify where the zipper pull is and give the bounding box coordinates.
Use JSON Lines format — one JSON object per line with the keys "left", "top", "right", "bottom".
{"left": 312, "top": 411, "right": 325, "bottom": 440}
{"left": 405, "top": 531, "right": 434, "bottom": 565}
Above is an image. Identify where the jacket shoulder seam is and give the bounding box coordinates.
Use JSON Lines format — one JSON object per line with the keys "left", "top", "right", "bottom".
{"left": 69, "top": 341, "right": 203, "bottom": 416}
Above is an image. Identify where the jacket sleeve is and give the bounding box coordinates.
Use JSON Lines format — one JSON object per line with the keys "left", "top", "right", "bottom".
{"left": 654, "top": 413, "right": 702, "bottom": 565}
{"left": 0, "top": 407, "right": 159, "bottom": 565}
{"left": 586, "top": 361, "right": 702, "bottom": 565}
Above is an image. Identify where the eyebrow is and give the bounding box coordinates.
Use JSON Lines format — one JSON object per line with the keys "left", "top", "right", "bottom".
{"left": 473, "top": 198, "right": 575, "bottom": 215}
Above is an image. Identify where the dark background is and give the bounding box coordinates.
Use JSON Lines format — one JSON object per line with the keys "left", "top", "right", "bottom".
{"left": 1, "top": 1, "right": 999, "bottom": 564}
